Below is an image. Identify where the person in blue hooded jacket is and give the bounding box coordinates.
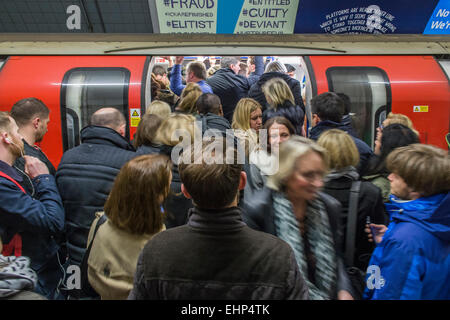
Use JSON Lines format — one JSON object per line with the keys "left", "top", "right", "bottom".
{"left": 364, "top": 143, "right": 449, "bottom": 300}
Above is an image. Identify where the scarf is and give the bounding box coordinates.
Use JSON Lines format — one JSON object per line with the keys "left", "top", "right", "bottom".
{"left": 273, "top": 192, "right": 338, "bottom": 300}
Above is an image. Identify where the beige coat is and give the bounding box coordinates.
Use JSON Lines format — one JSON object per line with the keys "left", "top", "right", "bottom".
{"left": 87, "top": 212, "right": 165, "bottom": 300}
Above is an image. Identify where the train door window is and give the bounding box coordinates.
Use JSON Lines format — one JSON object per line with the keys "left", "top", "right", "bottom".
{"left": 61, "top": 68, "right": 130, "bottom": 151}
{"left": 326, "top": 67, "right": 391, "bottom": 148}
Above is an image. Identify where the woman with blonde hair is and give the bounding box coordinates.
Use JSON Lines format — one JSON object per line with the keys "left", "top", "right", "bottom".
{"left": 231, "top": 98, "right": 262, "bottom": 158}
{"left": 175, "top": 82, "right": 203, "bottom": 114}
{"left": 242, "top": 136, "right": 356, "bottom": 300}
{"left": 153, "top": 113, "right": 199, "bottom": 228}
{"left": 146, "top": 100, "right": 171, "bottom": 120}
{"left": 317, "top": 129, "right": 386, "bottom": 275}
{"left": 87, "top": 154, "right": 171, "bottom": 299}
{"left": 261, "top": 77, "right": 305, "bottom": 135}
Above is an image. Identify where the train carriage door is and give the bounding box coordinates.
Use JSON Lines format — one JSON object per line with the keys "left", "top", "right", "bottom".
{"left": 61, "top": 68, "right": 131, "bottom": 151}
{"left": 326, "top": 67, "right": 391, "bottom": 148}
{"left": 299, "top": 57, "right": 315, "bottom": 134}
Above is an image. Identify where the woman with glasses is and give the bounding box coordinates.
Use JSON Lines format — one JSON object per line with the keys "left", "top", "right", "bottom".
{"left": 242, "top": 136, "right": 355, "bottom": 300}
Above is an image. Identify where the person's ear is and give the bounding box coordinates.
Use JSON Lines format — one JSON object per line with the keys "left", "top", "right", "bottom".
{"left": 181, "top": 184, "right": 192, "bottom": 199}
{"left": 32, "top": 117, "right": 40, "bottom": 130}
{"left": 239, "top": 171, "right": 247, "bottom": 191}
{"left": 119, "top": 123, "right": 126, "bottom": 137}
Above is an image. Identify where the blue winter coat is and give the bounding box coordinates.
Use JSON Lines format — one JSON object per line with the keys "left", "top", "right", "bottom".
{"left": 364, "top": 192, "right": 450, "bottom": 300}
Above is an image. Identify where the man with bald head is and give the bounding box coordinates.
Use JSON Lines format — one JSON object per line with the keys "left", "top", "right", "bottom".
{"left": 55, "top": 107, "right": 136, "bottom": 297}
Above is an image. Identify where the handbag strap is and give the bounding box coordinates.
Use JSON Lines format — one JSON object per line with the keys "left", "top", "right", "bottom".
{"left": 345, "top": 181, "right": 361, "bottom": 267}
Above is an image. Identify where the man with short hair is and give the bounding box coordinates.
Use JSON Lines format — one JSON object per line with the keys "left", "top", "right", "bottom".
{"left": 0, "top": 111, "right": 65, "bottom": 299}
{"left": 10, "top": 98, "right": 55, "bottom": 195}
{"left": 195, "top": 93, "right": 231, "bottom": 136}
{"left": 56, "top": 107, "right": 136, "bottom": 276}
{"left": 206, "top": 57, "right": 251, "bottom": 122}
{"left": 152, "top": 64, "right": 169, "bottom": 86}
{"left": 247, "top": 56, "right": 264, "bottom": 86}
{"left": 170, "top": 56, "right": 213, "bottom": 96}
{"left": 364, "top": 143, "right": 449, "bottom": 300}
{"left": 309, "top": 92, "right": 372, "bottom": 173}
{"left": 129, "top": 137, "right": 309, "bottom": 300}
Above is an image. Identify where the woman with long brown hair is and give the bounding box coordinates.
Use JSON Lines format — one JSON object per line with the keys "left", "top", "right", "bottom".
{"left": 87, "top": 154, "right": 172, "bottom": 300}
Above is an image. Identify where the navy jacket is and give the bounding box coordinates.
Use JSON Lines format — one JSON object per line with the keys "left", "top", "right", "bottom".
{"left": 248, "top": 72, "right": 305, "bottom": 112}
{"left": 309, "top": 120, "right": 373, "bottom": 174}
{"left": 364, "top": 193, "right": 450, "bottom": 299}
{"left": 56, "top": 125, "right": 136, "bottom": 266}
{"left": 169, "top": 64, "right": 213, "bottom": 96}
{"left": 262, "top": 100, "right": 305, "bottom": 135}
{"left": 0, "top": 160, "right": 64, "bottom": 274}
{"left": 205, "top": 68, "right": 250, "bottom": 122}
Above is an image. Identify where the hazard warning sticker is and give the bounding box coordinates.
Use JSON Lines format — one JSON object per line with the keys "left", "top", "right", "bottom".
{"left": 130, "top": 108, "right": 141, "bottom": 127}
{"left": 413, "top": 105, "right": 429, "bottom": 112}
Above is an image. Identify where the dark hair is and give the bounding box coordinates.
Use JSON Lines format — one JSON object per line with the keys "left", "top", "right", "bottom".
{"left": 311, "top": 92, "right": 344, "bottom": 123}
{"left": 366, "top": 123, "right": 420, "bottom": 175}
{"left": 335, "top": 92, "right": 351, "bottom": 115}
{"left": 285, "top": 64, "right": 295, "bottom": 73}
{"left": 152, "top": 64, "right": 167, "bottom": 77}
{"left": 133, "top": 114, "right": 163, "bottom": 148}
{"left": 187, "top": 61, "right": 207, "bottom": 80}
{"left": 238, "top": 62, "right": 248, "bottom": 77}
{"left": 105, "top": 154, "right": 172, "bottom": 235}
{"left": 10, "top": 98, "right": 50, "bottom": 127}
{"left": 263, "top": 116, "right": 295, "bottom": 153}
{"left": 195, "top": 93, "right": 222, "bottom": 115}
{"left": 179, "top": 137, "right": 243, "bottom": 209}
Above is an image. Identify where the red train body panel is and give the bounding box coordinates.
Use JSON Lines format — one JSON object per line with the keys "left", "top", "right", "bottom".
{"left": 0, "top": 55, "right": 448, "bottom": 168}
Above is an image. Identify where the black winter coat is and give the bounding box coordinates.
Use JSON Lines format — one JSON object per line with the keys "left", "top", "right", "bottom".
{"left": 128, "top": 206, "right": 309, "bottom": 300}
{"left": 241, "top": 187, "right": 355, "bottom": 298}
{"left": 262, "top": 100, "right": 305, "bottom": 135}
{"left": 55, "top": 126, "right": 136, "bottom": 266}
{"left": 205, "top": 68, "right": 250, "bottom": 122}
{"left": 322, "top": 176, "right": 388, "bottom": 270}
{"left": 248, "top": 72, "right": 305, "bottom": 112}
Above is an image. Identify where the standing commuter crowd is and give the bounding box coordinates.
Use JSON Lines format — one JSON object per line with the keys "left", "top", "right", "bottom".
{"left": 0, "top": 56, "right": 448, "bottom": 301}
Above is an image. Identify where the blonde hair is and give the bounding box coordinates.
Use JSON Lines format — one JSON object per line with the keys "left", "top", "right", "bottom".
{"left": 386, "top": 143, "right": 449, "bottom": 197}
{"left": 384, "top": 112, "right": 419, "bottom": 136}
{"left": 317, "top": 129, "right": 359, "bottom": 170}
{"left": 231, "top": 98, "right": 262, "bottom": 131}
{"left": 261, "top": 77, "right": 295, "bottom": 108}
{"left": 267, "top": 136, "right": 327, "bottom": 192}
{"left": 154, "top": 113, "right": 198, "bottom": 147}
{"left": 146, "top": 100, "right": 171, "bottom": 119}
{"left": 177, "top": 82, "right": 202, "bottom": 114}
{"left": 207, "top": 65, "right": 220, "bottom": 77}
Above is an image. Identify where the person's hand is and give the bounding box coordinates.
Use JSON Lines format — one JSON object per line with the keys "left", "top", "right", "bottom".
{"left": 24, "top": 155, "right": 49, "bottom": 179}
{"left": 365, "top": 223, "right": 387, "bottom": 244}
{"left": 175, "top": 56, "right": 184, "bottom": 65}
{"left": 337, "top": 290, "right": 354, "bottom": 300}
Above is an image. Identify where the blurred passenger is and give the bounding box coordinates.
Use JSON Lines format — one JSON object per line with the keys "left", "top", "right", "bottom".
{"left": 134, "top": 114, "right": 163, "bottom": 155}
{"left": 207, "top": 65, "right": 220, "bottom": 77}
{"left": 309, "top": 92, "right": 373, "bottom": 174}
{"left": 0, "top": 112, "right": 64, "bottom": 299}
{"left": 248, "top": 60, "right": 305, "bottom": 113}
{"left": 335, "top": 93, "right": 358, "bottom": 138}
{"left": 151, "top": 73, "right": 179, "bottom": 109}
{"left": 285, "top": 64, "right": 296, "bottom": 78}
{"left": 129, "top": 137, "right": 309, "bottom": 300}
{"left": 363, "top": 124, "right": 420, "bottom": 202}
{"left": 242, "top": 136, "right": 355, "bottom": 300}
{"left": 152, "top": 64, "right": 169, "bottom": 87}
{"left": 153, "top": 113, "right": 198, "bottom": 228}
{"left": 261, "top": 77, "right": 305, "bottom": 135}
{"left": 170, "top": 56, "right": 213, "bottom": 96}
{"left": 87, "top": 155, "right": 170, "bottom": 300}
{"left": 10, "top": 98, "right": 55, "bottom": 195}
{"left": 231, "top": 98, "right": 262, "bottom": 158}
{"left": 317, "top": 129, "right": 387, "bottom": 272}
{"left": 238, "top": 62, "right": 249, "bottom": 78}
{"left": 364, "top": 144, "right": 449, "bottom": 300}
{"left": 175, "top": 82, "right": 203, "bottom": 114}
{"left": 206, "top": 56, "right": 251, "bottom": 122}
{"left": 145, "top": 100, "right": 171, "bottom": 120}
{"left": 56, "top": 107, "right": 136, "bottom": 294}
{"left": 195, "top": 93, "right": 231, "bottom": 135}
{"left": 375, "top": 112, "right": 419, "bottom": 150}
{"left": 247, "top": 56, "right": 264, "bottom": 86}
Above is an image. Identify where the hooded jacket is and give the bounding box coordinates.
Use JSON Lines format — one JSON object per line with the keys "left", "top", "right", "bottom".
{"left": 56, "top": 125, "right": 136, "bottom": 266}
{"left": 248, "top": 72, "right": 305, "bottom": 113}
{"left": 364, "top": 192, "right": 450, "bottom": 300}
{"left": 309, "top": 120, "right": 373, "bottom": 174}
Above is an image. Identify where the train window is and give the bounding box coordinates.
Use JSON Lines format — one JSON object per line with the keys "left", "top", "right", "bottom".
{"left": 61, "top": 68, "right": 130, "bottom": 151}
{"left": 326, "top": 67, "right": 391, "bottom": 148}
